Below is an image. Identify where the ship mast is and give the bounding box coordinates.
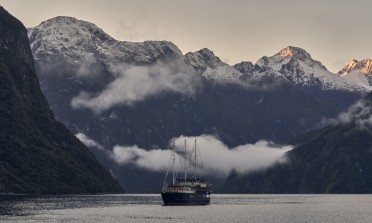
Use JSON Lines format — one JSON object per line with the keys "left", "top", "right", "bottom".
{"left": 184, "top": 139, "right": 187, "bottom": 183}
{"left": 171, "top": 141, "right": 176, "bottom": 186}
{"left": 194, "top": 138, "right": 197, "bottom": 179}
{"left": 162, "top": 140, "right": 176, "bottom": 191}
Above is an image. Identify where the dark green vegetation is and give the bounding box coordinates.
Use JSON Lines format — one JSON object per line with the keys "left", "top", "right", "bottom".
{"left": 0, "top": 7, "right": 123, "bottom": 194}
{"left": 224, "top": 93, "right": 372, "bottom": 193}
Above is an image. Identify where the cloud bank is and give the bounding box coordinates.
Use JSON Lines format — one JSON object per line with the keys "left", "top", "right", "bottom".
{"left": 111, "top": 135, "right": 293, "bottom": 178}
{"left": 71, "top": 62, "right": 201, "bottom": 113}
{"left": 112, "top": 145, "right": 174, "bottom": 171}
{"left": 323, "top": 98, "right": 372, "bottom": 129}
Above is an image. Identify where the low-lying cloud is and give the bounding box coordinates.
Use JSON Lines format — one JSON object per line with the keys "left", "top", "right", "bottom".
{"left": 111, "top": 135, "right": 293, "bottom": 178}
{"left": 76, "top": 53, "right": 99, "bottom": 77}
{"left": 112, "top": 145, "right": 174, "bottom": 171}
{"left": 71, "top": 62, "right": 201, "bottom": 113}
{"left": 75, "top": 133, "right": 103, "bottom": 150}
{"left": 322, "top": 98, "right": 372, "bottom": 129}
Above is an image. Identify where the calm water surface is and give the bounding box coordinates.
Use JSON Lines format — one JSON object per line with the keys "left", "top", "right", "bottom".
{"left": 1, "top": 194, "right": 372, "bottom": 222}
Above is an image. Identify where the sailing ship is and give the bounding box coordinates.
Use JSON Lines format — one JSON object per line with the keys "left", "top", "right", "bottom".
{"left": 161, "top": 139, "right": 211, "bottom": 205}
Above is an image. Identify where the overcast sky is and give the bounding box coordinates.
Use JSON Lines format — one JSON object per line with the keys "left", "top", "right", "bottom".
{"left": 2, "top": 0, "right": 371, "bottom": 72}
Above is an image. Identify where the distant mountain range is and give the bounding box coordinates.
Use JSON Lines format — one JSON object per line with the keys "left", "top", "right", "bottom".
{"left": 27, "top": 16, "right": 371, "bottom": 192}
{"left": 0, "top": 7, "right": 123, "bottom": 194}
{"left": 28, "top": 16, "right": 372, "bottom": 92}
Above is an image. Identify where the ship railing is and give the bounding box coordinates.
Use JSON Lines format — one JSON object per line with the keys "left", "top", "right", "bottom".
{"left": 175, "top": 179, "right": 207, "bottom": 185}
{"left": 163, "top": 186, "right": 196, "bottom": 193}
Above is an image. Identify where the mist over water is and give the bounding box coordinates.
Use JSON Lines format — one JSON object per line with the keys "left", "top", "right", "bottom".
{"left": 107, "top": 135, "right": 293, "bottom": 178}
{"left": 1, "top": 194, "right": 372, "bottom": 223}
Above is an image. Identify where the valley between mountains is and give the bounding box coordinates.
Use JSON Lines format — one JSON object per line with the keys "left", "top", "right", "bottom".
{"left": 26, "top": 16, "right": 372, "bottom": 192}
{"left": 2, "top": 7, "right": 371, "bottom": 194}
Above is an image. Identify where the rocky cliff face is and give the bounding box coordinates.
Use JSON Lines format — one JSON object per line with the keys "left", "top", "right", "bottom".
{"left": 0, "top": 7, "right": 123, "bottom": 194}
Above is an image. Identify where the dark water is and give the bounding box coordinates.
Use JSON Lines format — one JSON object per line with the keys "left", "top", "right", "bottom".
{"left": 1, "top": 194, "right": 372, "bottom": 222}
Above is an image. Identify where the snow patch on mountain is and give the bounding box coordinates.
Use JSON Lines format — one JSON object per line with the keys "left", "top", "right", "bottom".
{"left": 28, "top": 16, "right": 183, "bottom": 65}
{"left": 185, "top": 48, "right": 243, "bottom": 83}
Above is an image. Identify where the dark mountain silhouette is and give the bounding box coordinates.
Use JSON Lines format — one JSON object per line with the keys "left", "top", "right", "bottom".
{"left": 0, "top": 6, "right": 123, "bottom": 194}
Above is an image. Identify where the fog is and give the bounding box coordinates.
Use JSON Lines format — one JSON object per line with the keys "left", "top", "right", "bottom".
{"left": 323, "top": 98, "right": 372, "bottom": 129}
{"left": 75, "top": 133, "right": 103, "bottom": 150}
{"left": 71, "top": 62, "right": 201, "bottom": 113}
{"left": 111, "top": 135, "right": 293, "bottom": 178}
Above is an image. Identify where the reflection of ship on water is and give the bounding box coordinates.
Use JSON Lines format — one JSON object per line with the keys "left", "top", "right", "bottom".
{"left": 161, "top": 139, "right": 211, "bottom": 205}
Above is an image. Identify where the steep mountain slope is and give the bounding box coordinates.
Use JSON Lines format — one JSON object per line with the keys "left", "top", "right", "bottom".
{"left": 27, "top": 17, "right": 367, "bottom": 192}
{"left": 0, "top": 7, "right": 123, "bottom": 194}
{"left": 223, "top": 93, "right": 372, "bottom": 193}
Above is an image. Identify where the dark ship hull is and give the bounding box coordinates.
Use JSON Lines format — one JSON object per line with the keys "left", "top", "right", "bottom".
{"left": 161, "top": 191, "right": 210, "bottom": 205}
{"left": 161, "top": 140, "right": 211, "bottom": 205}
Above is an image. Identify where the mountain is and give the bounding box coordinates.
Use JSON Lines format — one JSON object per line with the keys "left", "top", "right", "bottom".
{"left": 28, "top": 16, "right": 183, "bottom": 65}
{"left": 223, "top": 92, "right": 372, "bottom": 193}
{"left": 338, "top": 59, "right": 372, "bottom": 76}
{"left": 238, "top": 46, "right": 370, "bottom": 92}
{"left": 184, "top": 48, "right": 243, "bottom": 82}
{"left": 27, "top": 16, "right": 368, "bottom": 192}
{"left": 338, "top": 59, "right": 372, "bottom": 88}
{"left": 0, "top": 7, "right": 123, "bottom": 194}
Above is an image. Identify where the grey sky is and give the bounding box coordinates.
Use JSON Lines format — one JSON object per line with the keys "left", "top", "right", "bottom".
{"left": 2, "top": 0, "right": 371, "bottom": 72}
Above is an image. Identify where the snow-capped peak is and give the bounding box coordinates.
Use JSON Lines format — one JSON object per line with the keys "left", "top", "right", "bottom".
{"left": 28, "top": 16, "right": 183, "bottom": 64}
{"left": 256, "top": 46, "right": 325, "bottom": 71}
{"left": 337, "top": 59, "right": 372, "bottom": 89}
{"left": 250, "top": 46, "right": 370, "bottom": 92}
{"left": 27, "top": 16, "right": 371, "bottom": 93}
{"left": 196, "top": 48, "right": 219, "bottom": 60}
{"left": 338, "top": 59, "right": 372, "bottom": 76}
{"left": 233, "top": 61, "right": 255, "bottom": 75}
{"left": 185, "top": 48, "right": 243, "bottom": 82}
{"left": 279, "top": 46, "right": 295, "bottom": 57}
{"left": 28, "top": 16, "right": 115, "bottom": 49}
{"left": 278, "top": 46, "right": 313, "bottom": 61}
{"left": 184, "top": 48, "right": 223, "bottom": 72}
